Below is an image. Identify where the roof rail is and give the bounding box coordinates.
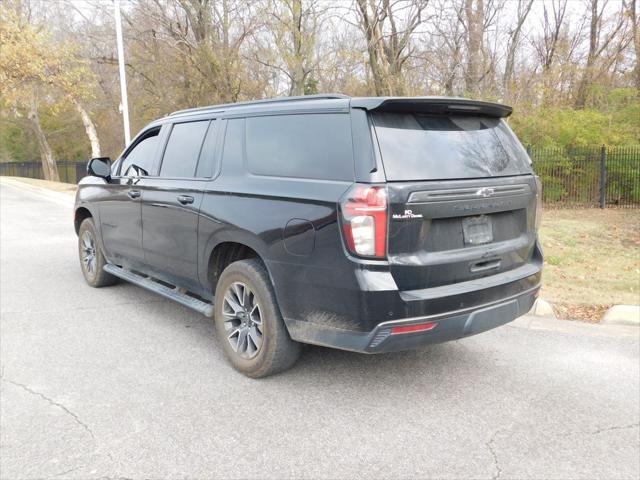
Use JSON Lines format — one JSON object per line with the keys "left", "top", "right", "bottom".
{"left": 168, "top": 93, "right": 350, "bottom": 117}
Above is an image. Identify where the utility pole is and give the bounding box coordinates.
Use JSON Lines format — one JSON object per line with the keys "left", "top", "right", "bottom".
{"left": 114, "top": 0, "right": 131, "bottom": 146}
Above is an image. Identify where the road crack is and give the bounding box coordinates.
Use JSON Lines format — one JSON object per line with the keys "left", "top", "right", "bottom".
{"left": 486, "top": 429, "right": 503, "bottom": 480}
{"left": 2, "top": 378, "right": 95, "bottom": 439}
{"left": 557, "top": 422, "right": 640, "bottom": 438}
{"left": 589, "top": 423, "right": 639, "bottom": 435}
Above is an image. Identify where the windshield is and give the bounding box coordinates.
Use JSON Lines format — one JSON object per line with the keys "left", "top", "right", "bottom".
{"left": 371, "top": 112, "right": 532, "bottom": 181}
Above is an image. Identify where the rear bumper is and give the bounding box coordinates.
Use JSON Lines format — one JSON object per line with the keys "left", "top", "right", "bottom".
{"left": 286, "top": 285, "right": 538, "bottom": 353}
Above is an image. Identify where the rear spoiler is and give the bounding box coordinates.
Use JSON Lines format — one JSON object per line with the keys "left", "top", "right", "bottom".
{"left": 350, "top": 97, "right": 512, "bottom": 118}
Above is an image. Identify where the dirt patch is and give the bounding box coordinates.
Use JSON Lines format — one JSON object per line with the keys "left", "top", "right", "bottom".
{"left": 539, "top": 208, "right": 640, "bottom": 321}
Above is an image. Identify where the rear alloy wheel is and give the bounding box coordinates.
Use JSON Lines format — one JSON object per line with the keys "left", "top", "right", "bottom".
{"left": 77, "top": 218, "right": 117, "bottom": 288}
{"left": 222, "top": 282, "right": 264, "bottom": 359}
{"left": 214, "top": 259, "right": 301, "bottom": 378}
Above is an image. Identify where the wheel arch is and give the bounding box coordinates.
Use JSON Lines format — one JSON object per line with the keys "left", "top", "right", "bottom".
{"left": 74, "top": 206, "right": 93, "bottom": 235}
{"left": 202, "top": 231, "right": 274, "bottom": 295}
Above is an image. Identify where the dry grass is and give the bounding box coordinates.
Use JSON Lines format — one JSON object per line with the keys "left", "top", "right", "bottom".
{"left": 2, "top": 176, "right": 77, "bottom": 194}
{"left": 539, "top": 208, "right": 640, "bottom": 320}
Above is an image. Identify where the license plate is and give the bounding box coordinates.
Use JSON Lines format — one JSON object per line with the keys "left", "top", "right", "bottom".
{"left": 462, "top": 215, "right": 493, "bottom": 245}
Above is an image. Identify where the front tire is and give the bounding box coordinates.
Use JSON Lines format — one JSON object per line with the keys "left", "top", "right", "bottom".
{"left": 214, "top": 259, "right": 301, "bottom": 378}
{"left": 78, "top": 218, "right": 117, "bottom": 288}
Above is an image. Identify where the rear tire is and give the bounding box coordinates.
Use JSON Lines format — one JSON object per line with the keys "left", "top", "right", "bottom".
{"left": 214, "top": 259, "right": 301, "bottom": 378}
{"left": 78, "top": 218, "right": 117, "bottom": 288}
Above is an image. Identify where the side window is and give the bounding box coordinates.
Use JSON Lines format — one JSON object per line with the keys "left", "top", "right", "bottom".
{"left": 119, "top": 129, "right": 160, "bottom": 177}
{"left": 220, "top": 118, "right": 244, "bottom": 170}
{"left": 245, "top": 113, "right": 353, "bottom": 181}
{"left": 160, "top": 120, "right": 209, "bottom": 178}
{"left": 195, "top": 120, "right": 218, "bottom": 178}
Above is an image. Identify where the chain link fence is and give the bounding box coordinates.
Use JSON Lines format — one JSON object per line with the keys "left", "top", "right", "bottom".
{"left": 1, "top": 146, "right": 639, "bottom": 208}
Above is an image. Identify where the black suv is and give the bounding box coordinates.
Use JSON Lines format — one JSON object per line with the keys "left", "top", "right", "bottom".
{"left": 75, "top": 94, "right": 542, "bottom": 377}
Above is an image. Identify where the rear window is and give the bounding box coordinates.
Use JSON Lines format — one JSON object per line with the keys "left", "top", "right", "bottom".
{"left": 246, "top": 113, "right": 353, "bottom": 181}
{"left": 371, "top": 112, "right": 532, "bottom": 181}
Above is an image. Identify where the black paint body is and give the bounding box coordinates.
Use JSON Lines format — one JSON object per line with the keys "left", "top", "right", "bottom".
{"left": 74, "top": 96, "right": 542, "bottom": 353}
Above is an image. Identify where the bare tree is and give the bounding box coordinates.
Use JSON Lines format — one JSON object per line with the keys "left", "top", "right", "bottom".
{"left": 502, "top": 0, "right": 533, "bottom": 101}
{"left": 574, "top": 0, "right": 631, "bottom": 108}
{"left": 355, "top": 0, "right": 429, "bottom": 96}
{"left": 461, "top": 0, "right": 501, "bottom": 96}
{"left": 427, "top": 0, "right": 466, "bottom": 95}
{"left": 263, "top": 0, "right": 322, "bottom": 96}
{"left": 631, "top": 0, "right": 639, "bottom": 90}
{"left": 464, "top": 0, "right": 484, "bottom": 95}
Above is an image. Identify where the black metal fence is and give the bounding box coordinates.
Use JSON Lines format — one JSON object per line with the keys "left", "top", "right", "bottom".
{"left": 0, "top": 161, "right": 86, "bottom": 184}
{"left": 1, "top": 146, "right": 639, "bottom": 208}
{"left": 528, "top": 145, "right": 640, "bottom": 208}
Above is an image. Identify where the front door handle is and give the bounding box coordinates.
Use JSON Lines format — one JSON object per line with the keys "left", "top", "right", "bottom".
{"left": 127, "top": 189, "right": 141, "bottom": 199}
{"left": 177, "top": 195, "right": 195, "bottom": 205}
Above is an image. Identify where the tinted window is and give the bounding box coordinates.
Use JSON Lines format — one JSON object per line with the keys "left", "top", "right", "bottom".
{"left": 120, "top": 129, "right": 160, "bottom": 176}
{"left": 371, "top": 113, "right": 532, "bottom": 181}
{"left": 221, "top": 119, "right": 244, "bottom": 171}
{"left": 246, "top": 114, "right": 353, "bottom": 181}
{"left": 160, "top": 120, "right": 209, "bottom": 178}
{"left": 195, "top": 120, "right": 218, "bottom": 178}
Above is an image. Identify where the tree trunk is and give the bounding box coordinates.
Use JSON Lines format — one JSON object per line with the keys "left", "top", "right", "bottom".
{"left": 74, "top": 100, "right": 101, "bottom": 159}
{"left": 574, "top": 0, "right": 598, "bottom": 108}
{"left": 288, "top": 0, "right": 306, "bottom": 96}
{"left": 28, "top": 98, "right": 59, "bottom": 182}
{"left": 632, "top": 0, "right": 640, "bottom": 91}
{"left": 356, "top": 0, "right": 393, "bottom": 96}
{"left": 503, "top": 0, "right": 533, "bottom": 102}
{"left": 465, "top": 0, "right": 484, "bottom": 96}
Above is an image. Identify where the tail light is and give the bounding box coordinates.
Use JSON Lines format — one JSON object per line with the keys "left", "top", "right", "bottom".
{"left": 534, "top": 176, "right": 542, "bottom": 231}
{"left": 340, "top": 184, "right": 388, "bottom": 258}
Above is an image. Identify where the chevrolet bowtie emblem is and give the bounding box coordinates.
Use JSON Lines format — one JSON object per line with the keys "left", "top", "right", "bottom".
{"left": 476, "top": 187, "right": 495, "bottom": 198}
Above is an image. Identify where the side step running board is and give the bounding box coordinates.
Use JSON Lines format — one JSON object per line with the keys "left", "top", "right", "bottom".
{"left": 104, "top": 264, "right": 214, "bottom": 317}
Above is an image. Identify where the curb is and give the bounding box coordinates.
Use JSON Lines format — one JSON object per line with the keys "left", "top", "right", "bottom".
{"left": 512, "top": 315, "right": 639, "bottom": 338}
{"left": 601, "top": 305, "right": 640, "bottom": 327}
{"left": 528, "top": 298, "right": 557, "bottom": 319}
{"left": 529, "top": 297, "right": 640, "bottom": 326}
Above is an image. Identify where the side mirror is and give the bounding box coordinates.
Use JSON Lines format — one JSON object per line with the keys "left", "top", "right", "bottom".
{"left": 87, "top": 157, "right": 111, "bottom": 180}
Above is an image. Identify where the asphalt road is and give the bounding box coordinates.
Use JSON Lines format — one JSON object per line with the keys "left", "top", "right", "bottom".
{"left": 1, "top": 179, "right": 639, "bottom": 480}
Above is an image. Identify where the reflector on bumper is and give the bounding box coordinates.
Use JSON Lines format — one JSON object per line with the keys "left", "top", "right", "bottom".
{"left": 390, "top": 322, "right": 438, "bottom": 334}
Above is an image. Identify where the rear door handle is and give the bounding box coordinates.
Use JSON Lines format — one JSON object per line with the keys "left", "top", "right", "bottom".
{"left": 177, "top": 195, "right": 195, "bottom": 205}
{"left": 127, "top": 189, "right": 141, "bottom": 199}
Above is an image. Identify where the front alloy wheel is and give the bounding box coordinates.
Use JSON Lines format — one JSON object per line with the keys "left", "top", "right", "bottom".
{"left": 80, "top": 230, "right": 97, "bottom": 278}
{"left": 77, "top": 218, "right": 117, "bottom": 288}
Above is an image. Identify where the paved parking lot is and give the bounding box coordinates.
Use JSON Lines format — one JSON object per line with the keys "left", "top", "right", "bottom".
{"left": 1, "top": 180, "right": 639, "bottom": 479}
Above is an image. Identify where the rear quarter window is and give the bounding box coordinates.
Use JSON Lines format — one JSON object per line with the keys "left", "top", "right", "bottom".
{"left": 371, "top": 112, "right": 532, "bottom": 181}
{"left": 245, "top": 113, "right": 353, "bottom": 181}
